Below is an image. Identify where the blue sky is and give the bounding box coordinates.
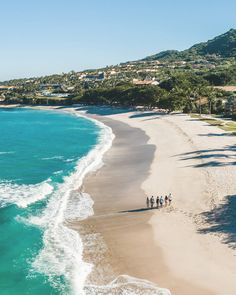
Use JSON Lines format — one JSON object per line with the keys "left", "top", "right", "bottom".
{"left": 0, "top": 0, "right": 236, "bottom": 81}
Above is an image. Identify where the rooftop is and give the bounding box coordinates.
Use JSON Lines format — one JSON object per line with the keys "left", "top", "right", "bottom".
{"left": 214, "top": 86, "right": 236, "bottom": 92}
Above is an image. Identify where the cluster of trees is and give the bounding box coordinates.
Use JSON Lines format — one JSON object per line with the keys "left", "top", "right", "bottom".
{"left": 3, "top": 70, "right": 234, "bottom": 118}
{"left": 225, "top": 94, "right": 236, "bottom": 119}
{"left": 76, "top": 83, "right": 165, "bottom": 108}
{"left": 203, "top": 64, "right": 236, "bottom": 86}
{"left": 4, "top": 96, "right": 72, "bottom": 106}
{"left": 1, "top": 60, "right": 235, "bottom": 118}
{"left": 158, "top": 72, "right": 215, "bottom": 113}
{"left": 71, "top": 72, "right": 227, "bottom": 115}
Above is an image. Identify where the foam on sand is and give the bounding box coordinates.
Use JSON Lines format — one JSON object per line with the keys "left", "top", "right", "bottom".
{"left": 85, "top": 275, "right": 171, "bottom": 295}
{"left": 29, "top": 114, "right": 115, "bottom": 294}
{"left": 1, "top": 109, "right": 171, "bottom": 295}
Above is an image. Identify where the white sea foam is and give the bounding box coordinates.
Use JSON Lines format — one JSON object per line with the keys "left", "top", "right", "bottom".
{"left": 42, "top": 155, "right": 64, "bottom": 160}
{"left": 7, "top": 110, "right": 171, "bottom": 295}
{"left": 53, "top": 170, "right": 63, "bottom": 175}
{"left": 0, "top": 151, "right": 15, "bottom": 155}
{"left": 64, "top": 158, "right": 77, "bottom": 163}
{"left": 0, "top": 180, "right": 53, "bottom": 208}
{"left": 85, "top": 275, "right": 171, "bottom": 295}
{"left": 30, "top": 113, "right": 115, "bottom": 295}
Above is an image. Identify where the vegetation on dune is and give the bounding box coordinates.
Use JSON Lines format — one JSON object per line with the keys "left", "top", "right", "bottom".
{"left": 77, "top": 84, "right": 166, "bottom": 107}
{"left": 2, "top": 72, "right": 235, "bottom": 117}
{"left": 190, "top": 113, "right": 236, "bottom": 134}
{"left": 73, "top": 73, "right": 227, "bottom": 115}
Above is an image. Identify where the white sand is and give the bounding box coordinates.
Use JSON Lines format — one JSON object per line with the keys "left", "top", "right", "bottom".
{"left": 15, "top": 105, "right": 236, "bottom": 294}
{"left": 103, "top": 111, "right": 236, "bottom": 295}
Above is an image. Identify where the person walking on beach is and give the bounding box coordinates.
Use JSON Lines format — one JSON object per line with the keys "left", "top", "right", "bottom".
{"left": 168, "top": 193, "right": 172, "bottom": 206}
{"left": 165, "top": 195, "right": 168, "bottom": 207}
{"left": 150, "top": 196, "right": 155, "bottom": 208}
{"left": 156, "top": 196, "right": 160, "bottom": 208}
{"left": 160, "top": 196, "right": 164, "bottom": 208}
{"left": 146, "top": 197, "right": 150, "bottom": 208}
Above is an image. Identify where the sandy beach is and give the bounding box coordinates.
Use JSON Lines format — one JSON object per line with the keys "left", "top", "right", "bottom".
{"left": 68, "top": 107, "right": 236, "bottom": 295}
{"left": 1, "top": 4, "right": 235, "bottom": 294}
{"left": 5, "top": 105, "right": 236, "bottom": 294}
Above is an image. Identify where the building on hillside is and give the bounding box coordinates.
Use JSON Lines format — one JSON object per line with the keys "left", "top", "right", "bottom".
{"left": 0, "top": 94, "right": 5, "bottom": 102}
{"left": 214, "top": 86, "right": 236, "bottom": 93}
{"left": 39, "top": 84, "right": 63, "bottom": 91}
{"left": 84, "top": 72, "right": 106, "bottom": 81}
{"left": 132, "top": 78, "right": 159, "bottom": 86}
{"left": 39, "top": 84, "right": 72, "bottom": 97}
{"left": 0, "top": 86, "right": 19, "bottom": 91}
{"left": 109, "top": 69, "right": 118, "bottom": 75}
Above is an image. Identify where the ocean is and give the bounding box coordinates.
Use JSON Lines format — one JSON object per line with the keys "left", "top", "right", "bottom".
{"left": 0, "top": 107, "right": 171, "bottom": 295}
{"left": 0, "top": 107, "right": 113, "bottom": 295}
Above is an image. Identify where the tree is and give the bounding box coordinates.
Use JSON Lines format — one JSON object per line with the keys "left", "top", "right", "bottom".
{"left": 225, "top": 94, "right": 236, "bottom": 117}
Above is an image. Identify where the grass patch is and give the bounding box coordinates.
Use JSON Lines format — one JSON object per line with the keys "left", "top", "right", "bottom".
{"left": 34, "top": 96, "right": 70, "bottom": 101}
{"left": 220, "top": 122, "right": 236, "bottom": 132}
{"left": 190, "top": 114, "right": 201, "bottom": 119}
{"left": 190, "top": 113, "right": 236, "bottom": 135}
{"left": 190, "top": 114, "right": 223, "bottom": 126}
{"left": 200, "top": 118, "right": 224, "bottom": 126}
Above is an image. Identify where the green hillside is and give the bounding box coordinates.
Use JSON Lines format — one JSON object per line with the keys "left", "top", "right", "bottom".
{"left": 143, "top": 29, "right": 236, "bottom": 61}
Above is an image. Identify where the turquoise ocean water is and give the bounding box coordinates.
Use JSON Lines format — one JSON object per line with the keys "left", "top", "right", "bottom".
{"left": 0, "top": 107, "right": 171, "bottom": 295}
{"left": 0, "top": 108, "right": 101, "bottom": 295}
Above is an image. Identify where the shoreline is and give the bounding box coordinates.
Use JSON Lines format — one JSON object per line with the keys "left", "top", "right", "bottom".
{"left": 2, "top": 105, "right": 236, "bottom": 294}
{"left": 73, "top": 106, "right": 236, "bottom": 295}
{"left": 74, "top": 112, "right": 215, "bottom": 295}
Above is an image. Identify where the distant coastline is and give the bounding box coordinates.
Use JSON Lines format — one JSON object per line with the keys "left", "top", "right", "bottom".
{"left": 1, "top": 29, "right": 236, "bottom": 123}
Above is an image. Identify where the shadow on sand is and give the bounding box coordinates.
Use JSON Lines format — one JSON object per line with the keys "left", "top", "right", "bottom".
{"left": 55, "top": 105, "right": 134, "bottom": 116}
{"left": 56, "top": 105, "right": 166, "bottom": 120}
{"left": 129, "top": 112, "right": 164, "bottom": 119}
{"left": 177, "top": 144, "right": 236, "bottom": 167}
{"left": 198, "top": 195, "right": 236, "bottom": 249}
{"left": 119, "top": 207, "right": 159, "bottom": 213}
{"left": 198, "top": 133, "right": 233, "bottom": 137}
{"left": 76, "top": 106, "right": 134, "bottom": 116}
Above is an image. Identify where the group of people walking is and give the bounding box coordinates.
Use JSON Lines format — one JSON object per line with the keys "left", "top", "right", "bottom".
{"left": 146, "top": 193, "right": 172, "bottom": 209}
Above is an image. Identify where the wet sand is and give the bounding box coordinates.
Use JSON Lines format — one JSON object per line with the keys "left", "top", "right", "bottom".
{"left": 12, "top": 105, "right": 236, "bottom": 295}
{"left": 74, "top": 114, "right": 217, "bottom": 295}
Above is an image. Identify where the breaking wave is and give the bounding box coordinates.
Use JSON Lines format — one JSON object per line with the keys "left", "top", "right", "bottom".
{"left": 1, "top": 110, "right": 171, "bottom": 295}
{"left": 29, "top": 113, "right": 115, "bottom": 294}
{"left": 85, "top": 275, "right": 171, "bottom": 295}
{"left": 0, "top": 180, "right": 53, "bottom": 208}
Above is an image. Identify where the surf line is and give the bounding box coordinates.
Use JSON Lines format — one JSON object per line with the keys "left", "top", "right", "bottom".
{"left": 29, "top": 110, "right": 115, "bottom": 295}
